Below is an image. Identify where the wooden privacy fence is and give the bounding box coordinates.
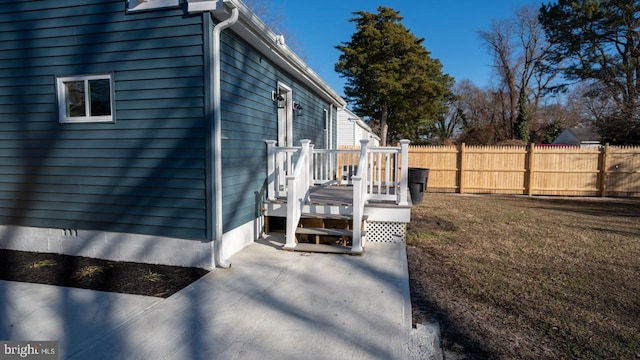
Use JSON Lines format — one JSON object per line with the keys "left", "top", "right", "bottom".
{"left": 408, "top": 144, "right": 640, "bottom": 197}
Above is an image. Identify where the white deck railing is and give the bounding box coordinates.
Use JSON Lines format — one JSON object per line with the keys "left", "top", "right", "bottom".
{"left": 283, "top": 140, "right": 312, "bottom": 249}
{"left": 266, "top": 139, "right": 410, "bottom": 204}
{"left": 266, "top": 140, "right": 299, "bottom": 200}
{"left": 265, "top": 139, "right": 410, "bottom": 250}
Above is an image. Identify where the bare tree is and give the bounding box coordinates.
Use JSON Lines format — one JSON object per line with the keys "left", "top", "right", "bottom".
{"left": 427, "top": 98, "right": 463, "bottom": 144}
{"left": 479, "top": 18, "right": 517, "bottom": 140}
{"left": 455, "top": 81, "right": 507, "bottom": 144}
{"left": 477, "top": 5, "right": 555, "bottom": 143}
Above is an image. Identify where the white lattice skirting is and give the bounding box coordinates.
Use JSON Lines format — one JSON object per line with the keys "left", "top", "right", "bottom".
{"left": 366, "top": 221, "right": 406, "bottom": 243}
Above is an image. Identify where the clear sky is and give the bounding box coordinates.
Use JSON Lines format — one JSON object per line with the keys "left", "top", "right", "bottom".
{"left": 264, "top": 0, "right": 542, "bottom": 97}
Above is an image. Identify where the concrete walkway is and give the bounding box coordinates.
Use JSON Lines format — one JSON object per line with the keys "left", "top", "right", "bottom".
{"left": 0, "top": 235, "right": 439, "bottom": 359}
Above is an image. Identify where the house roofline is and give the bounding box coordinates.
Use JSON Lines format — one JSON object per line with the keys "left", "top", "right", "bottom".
{"left": 340, "top": 108, "right": 378, "bottom": 136}
{"left": 187, "top": 0, "right": 346, "bottom": 108}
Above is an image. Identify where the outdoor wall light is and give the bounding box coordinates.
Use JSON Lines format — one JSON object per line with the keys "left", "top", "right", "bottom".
{"left": 294, "top": 102, "right": 303, "bottom": 116}
{"left": 272, "top": 91, "right": 286, "bottom": 108}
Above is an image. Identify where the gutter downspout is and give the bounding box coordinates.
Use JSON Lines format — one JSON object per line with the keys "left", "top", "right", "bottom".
{"left": 211, "top": 6, "right": 239, "bottom": 268}
{"left": 329, "top": 104, "right": 334, "bottom": 149}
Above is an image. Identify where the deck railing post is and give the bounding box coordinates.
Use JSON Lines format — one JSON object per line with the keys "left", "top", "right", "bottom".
{"left": 307, "top": 143, "right": 314, "bottom": 201}
{"left": 265, "top": 140, "right": 277, "bottom": 201}
{"left": 351, "top": 139, "right": 369, "bottom": 253}
{"left": 284, "top": 140, "right": 311, "bottom": 250}
{"left": 399, "top": 139, "right": 410, "bottom": 205}
{"left": 358, "top": 139, "right": 369, "bottom": 204}
{"left": 284, "top": 176, "right": 298, "bottom": 249}
{"left": 352, "top": 175, "right": 363, "bottom": 253}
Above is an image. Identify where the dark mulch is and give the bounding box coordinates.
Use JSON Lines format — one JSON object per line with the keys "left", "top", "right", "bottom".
{"left": 0, "top": 249, "right": 209, "bottom": 298}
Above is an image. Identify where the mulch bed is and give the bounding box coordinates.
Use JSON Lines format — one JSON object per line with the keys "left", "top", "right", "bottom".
{"left": 0, "top": 249, "right": 209, "bottom": 298}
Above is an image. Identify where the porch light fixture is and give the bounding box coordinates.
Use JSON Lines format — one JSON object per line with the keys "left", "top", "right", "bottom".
{"left": 272, "top": 91, "right": 286, "bottom": 108}
{"left": 294, "top": 102, "right": 303, "bottom": 116}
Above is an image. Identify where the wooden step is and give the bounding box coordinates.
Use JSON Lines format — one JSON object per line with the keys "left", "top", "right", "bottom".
{"left": 264, "top": 214, "right": 362, "bottom": 234}
{"left": 296, "top": 227, "right": 353, "bottom": 246}
{"left": 295, "top": 227, "right": 368, "bottom": 247}
{"left": 300, "top": 213, "right": 353, "bottom": 220}
{"left": 296, "top": 227, "right": 353, "bottom": 237}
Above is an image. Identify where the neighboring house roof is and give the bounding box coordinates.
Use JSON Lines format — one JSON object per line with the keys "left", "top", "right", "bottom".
{"left": 340, "top": 108, "right": 376, "bottom": 134}
{"left": 187, "top": 0, "right": 346, "bottom": 108}
{"left": 553, "top": 127, "right": 601, "bottom": 146}
{"left": 337, "top": 108, "right": 380, "bottom": 146}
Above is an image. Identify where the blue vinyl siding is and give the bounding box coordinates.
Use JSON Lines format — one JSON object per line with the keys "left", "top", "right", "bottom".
{"left": 219, "top": 32, "right": 273, "bottom": 231}
{"left": 290, "top": 85, "right": 330, "bottom": 148}
{"left": 219, "top": 29, "right": 333, "bottom": 231}
{"left": 0, "top": 1, "right": 208, "bottom": 239}
{"left": 0, "top": 0, "right": 339, "bottom": 241}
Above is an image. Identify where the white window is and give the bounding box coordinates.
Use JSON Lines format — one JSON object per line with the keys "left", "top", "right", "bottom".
{"left": 56, "top": 74, "right": 114, "bottom": 123}
{"left": 127, "top": 0, "right": 181, "bottom": 12}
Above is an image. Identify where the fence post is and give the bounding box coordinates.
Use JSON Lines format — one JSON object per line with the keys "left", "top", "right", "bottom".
{"left": 458, "top": 143, "right": 466, "bottom": 194}
{"left": 527, "top": 143, "right": 535, "bottom": 196}
{"left": 599, "top": 143, "right": 609, "bottom": 197}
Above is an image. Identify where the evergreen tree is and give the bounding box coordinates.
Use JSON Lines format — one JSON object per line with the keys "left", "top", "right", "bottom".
{"left": 335, "top": 7, "right": 453, "bottom": 145}
{"left": 515, "top": 88, "right": 530, "bottom": 143}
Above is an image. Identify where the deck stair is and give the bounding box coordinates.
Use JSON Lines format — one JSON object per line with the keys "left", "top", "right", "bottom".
{"left": 295, "top": 213, "right": 367, "bottom": 252}
{"left": 264, "top": 139, "right": 411, "bottom": 255}
{"left": 266, "top": 191, "right": 366, "bottom": 255}
{"left": 300, "top": 185, "right": 363, "bottom": 254}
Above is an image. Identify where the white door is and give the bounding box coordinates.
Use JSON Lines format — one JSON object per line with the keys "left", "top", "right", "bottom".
{"left": 275, "top": 82, "right": 294, "bottom": 194}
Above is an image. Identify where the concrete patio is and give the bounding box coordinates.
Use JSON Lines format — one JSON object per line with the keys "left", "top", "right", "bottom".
{"left": 0, "top": 234, "right": 439, "bottom": 359}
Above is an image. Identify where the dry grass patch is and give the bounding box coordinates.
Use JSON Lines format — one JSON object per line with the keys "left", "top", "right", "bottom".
{"left": 73, "top": 265, "right": 105, "bottom": 279}
{"left": 143, "top": 271, "right": 164, "bottom": 283}
{"left": 28, "top": 259, "right": 57, "bottom": 269}
{"left": 407, "top": 193, "right": 640, "bottom": 359}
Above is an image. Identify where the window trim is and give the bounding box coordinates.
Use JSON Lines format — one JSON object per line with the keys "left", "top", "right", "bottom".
{"left": 56, "top": 74, "right": 115, "bottom": 124}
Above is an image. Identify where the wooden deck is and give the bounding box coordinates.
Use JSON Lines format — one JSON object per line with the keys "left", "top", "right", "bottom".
{"left": 264, "top": 185, "right": 354, "bottom": 206}
{"left": 264, "top": 142, "right": 412, "bottom": 254}
{"left": 265, "top": 184, "right": 406, "bottom": 204}
{"left": 263, "top": 185, "right": 411, "bottom": 220}
{"left": 308, "top": 185, "right": 353, "bottom": 205}
{"left": 307, "top": 185, "right": 403, "bottom": 206}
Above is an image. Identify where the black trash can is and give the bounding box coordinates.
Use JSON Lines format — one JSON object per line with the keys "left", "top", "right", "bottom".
{"left": 408, "top": 168, "right": 429, "bottom": 205}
